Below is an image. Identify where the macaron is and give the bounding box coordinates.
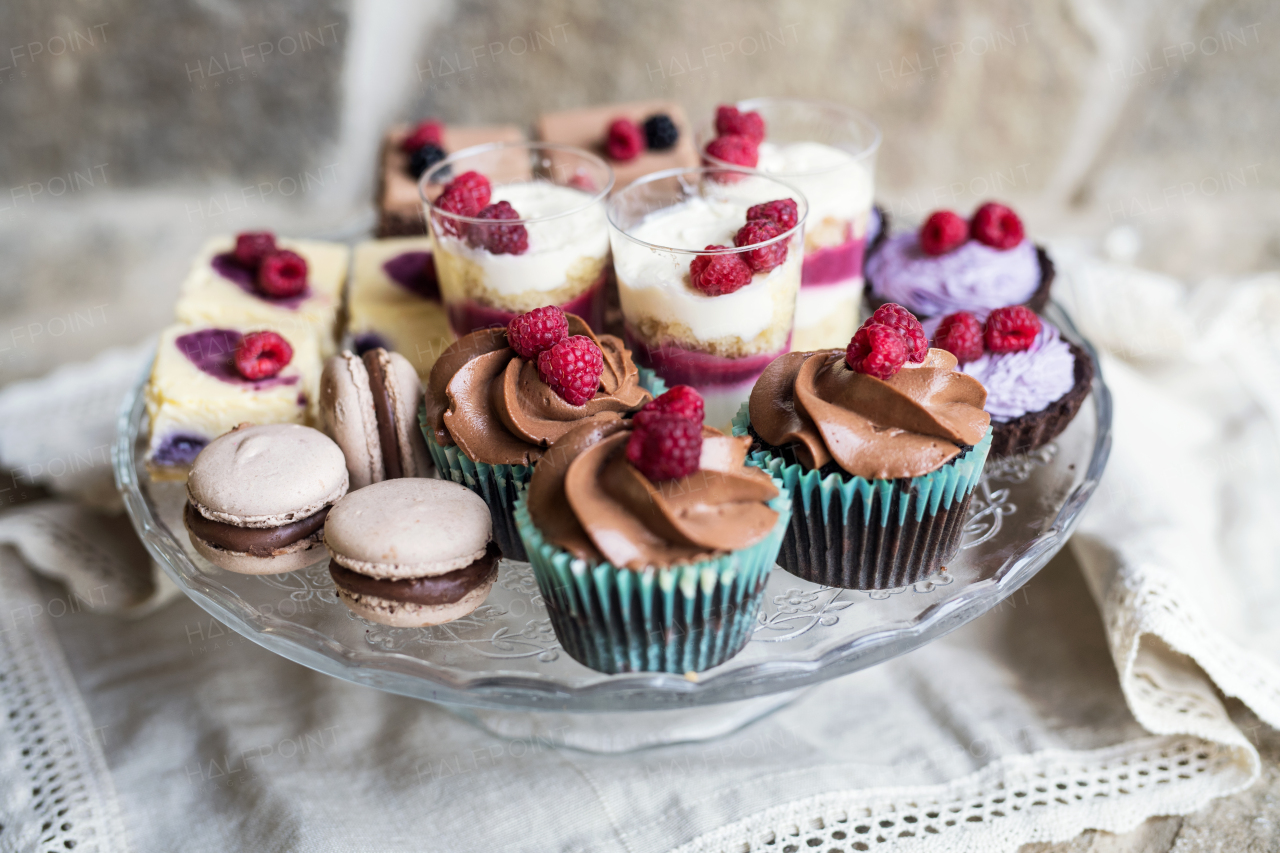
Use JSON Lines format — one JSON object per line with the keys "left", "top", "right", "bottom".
{"left": 320, "top": 347, "right": 431, "bottom": 489}
{"left": 324, "top": 478, "right": 500, "bottom": 627}
{"left": 184, "top": 423, "right": 349, "bottom": 574}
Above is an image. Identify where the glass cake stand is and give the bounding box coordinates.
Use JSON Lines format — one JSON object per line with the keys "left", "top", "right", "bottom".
{"left": 115, "top": 303, "right": 1111, "bottom": 750}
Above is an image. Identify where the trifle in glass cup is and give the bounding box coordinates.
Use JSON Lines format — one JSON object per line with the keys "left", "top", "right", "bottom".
{"left": 700, "top": 97, "right": 880, "bottom": 351}
{"left": 608, "top": 167, "right": 808, "bottom": 428}
{"left": 421, "top": 142, "right": 615, "bottom": 336}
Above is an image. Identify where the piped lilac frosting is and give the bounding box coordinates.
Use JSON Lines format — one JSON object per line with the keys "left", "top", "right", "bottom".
{"left": 867, "top": 233, "right": 1039, "bottom": 318}
{"left": 958, "top": 323, "right": 1076, "bottom": 422}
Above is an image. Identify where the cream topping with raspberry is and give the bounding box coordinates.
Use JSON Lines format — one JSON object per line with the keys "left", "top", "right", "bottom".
{"left": 432, "top": 182, "right": 609, "bottom": 296}
{"left": 612, "top": 196, "right": 802, "bottom": 341}
{"left": 756, "top": 141, "right": 872, "bottom": 223}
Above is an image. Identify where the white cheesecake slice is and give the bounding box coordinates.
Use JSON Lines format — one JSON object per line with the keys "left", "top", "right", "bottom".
{"left": 347, "top": 238, "right": 453, "bottom": 379}
{"left": 175, "top": 236, "right": 349, "bottom": 357}
{"left": 145, "top": 323, "right": 321, "bottom": 481}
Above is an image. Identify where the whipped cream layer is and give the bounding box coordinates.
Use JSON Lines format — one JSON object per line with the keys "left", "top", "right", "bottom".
{"left": 434, "top": 181, "right": 609, "bottom": 296}
{"left": 867, "top": 233, "right": 1040, "bottom": 318}
{"left": 613, "top": 195, "right": 802, "bottom": 342}
{"left": 959, "top": 323, "right": 1077, "bottom": 422}
{"left": 756, "top": 141, "right": 872, "bottom": 224}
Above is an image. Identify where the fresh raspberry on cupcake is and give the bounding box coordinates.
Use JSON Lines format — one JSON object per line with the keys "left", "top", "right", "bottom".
{"left": 919, "top": 210, "right": 968, "bottom": 256}
{"left": 537, "top": 335, "right": 605, "bottom": 406}
{"left": 626, "top": 408, "right": 703, "bottom": 482}
{"left": 846, "top": 323, "right": 909, "bottom": 380}
{"left": 984, "top": 305, "right": 1041, "bottom": 353}
{"left": 867, "top": 303, "right": 928, "bottom": 364}
{"left": 506, "top": 306, "right": 569, "bottom": 359}
{"left": 934, "top": 312, "right": 985, "bottom": 363}
{"left": 970, "top": 202, "right": 1025, "bottom": 250}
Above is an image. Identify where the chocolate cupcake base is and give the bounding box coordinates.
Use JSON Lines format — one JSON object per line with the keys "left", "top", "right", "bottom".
{"left": 734, "top": 408, "right": 992, "bottom": 590}
{"left": 990, "top": 341, "right": 1093, "bottom": 457}
{"left": 863, "top": 242, "right": 1055, "bottom": 320}
{"left": 514, "top": 484, "right": 791, "bottom": 675}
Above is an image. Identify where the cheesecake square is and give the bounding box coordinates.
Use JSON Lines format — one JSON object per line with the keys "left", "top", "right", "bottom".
{"left": 347, "top": 237, "right": 454, "bottom": 379}
{"left": 377, "top": 123, "right": 526, "bottom": 238}
{"left": 145, "top": 323, "right": 321, "bottom": 481}
{"left": 536, "top": 100, "right": 699, "bottom": 191}
{"left": 174, "top": 236, "right": 349, "bottom": 358}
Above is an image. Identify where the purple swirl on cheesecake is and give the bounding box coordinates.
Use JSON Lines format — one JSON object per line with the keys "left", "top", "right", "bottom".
{"left": 958, "top": 323, "right": 1076, "bottom": 422}
{"left": 867, "top": 232, "right": 1039, "bottom": 318}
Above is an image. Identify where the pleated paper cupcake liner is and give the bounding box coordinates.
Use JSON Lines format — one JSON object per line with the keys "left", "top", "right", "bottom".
{"left": 419, "top": 368, "right": 666, "bottom": 562}
{"left": 732, "top": 405, "right": 992, "bottom": 589}
{"left": 513, "top": 480, "right": 791, "bottom": 675}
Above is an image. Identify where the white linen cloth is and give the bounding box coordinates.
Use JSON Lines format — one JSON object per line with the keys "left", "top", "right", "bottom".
{"left": 1, "top": 250, "right": 1277, "bottom": 852}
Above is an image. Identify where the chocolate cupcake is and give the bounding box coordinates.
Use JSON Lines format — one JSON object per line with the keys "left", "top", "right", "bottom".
{"left": 421, "top": 307, "right": 661, "bottom": 560}
{"left": 864, "top": 202, "right": 1053, "bottom": 320}
{"left": 734, "top": 322, "right": 992, "bottom": 589}
{"left": 514, "top": 399, "right": 790, "bottom": 674}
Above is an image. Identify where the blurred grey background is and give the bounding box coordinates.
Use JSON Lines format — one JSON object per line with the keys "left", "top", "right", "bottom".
{"left": 0, "top": 0, "right": 1276, "bottom": 383}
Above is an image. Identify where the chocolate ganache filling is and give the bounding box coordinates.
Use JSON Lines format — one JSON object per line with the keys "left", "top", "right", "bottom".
{"left": 329, "top": 542, "right": 500, "bottom": 606}
{"left": 527, "top": 413, "right": 780, "bottom": 570}
{"left": 185, "top": 501, "right": 329, "bottom": 557}
{"left": 362, "top": 348, "right": 403, "bottom": 479}
{"left": 749, "top": 348, "right": 990, "bottom": 480}
{"left": 423, "top": 314, "right": 652, "bottom": 466}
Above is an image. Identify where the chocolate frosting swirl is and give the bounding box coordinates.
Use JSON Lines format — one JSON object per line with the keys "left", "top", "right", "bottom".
{"left": 424, "top": 315, "right": 652, "bottom": 465}
{"left": 527, "top": 413, "right": 780, "bottom": 570}
{"left": 750, "top": 348, "right": 990, "bottom": 480}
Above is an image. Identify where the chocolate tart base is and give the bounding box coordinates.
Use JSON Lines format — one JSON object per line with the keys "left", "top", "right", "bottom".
{"left": 863, "top": 242, "right": 1056, "bottom": 320}
{"left": 736, "top": 415, "right": 992, "bottom": 591}
{"left": 990, "top": 341, "right": 1093, "bottom": 458}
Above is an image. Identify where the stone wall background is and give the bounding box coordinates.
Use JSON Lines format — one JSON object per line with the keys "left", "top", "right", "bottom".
{"left": 0, "top": 0, "right": 1275, "bottom": 383}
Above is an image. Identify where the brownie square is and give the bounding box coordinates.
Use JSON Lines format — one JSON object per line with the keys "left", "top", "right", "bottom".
{"left": 536, "top": 100, "right": 699, "bottom": 191}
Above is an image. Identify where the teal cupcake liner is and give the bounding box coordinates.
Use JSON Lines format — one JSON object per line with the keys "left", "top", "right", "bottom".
{"left": 513, "top": 480, "right": 792, "bottom": 674}
{"left": 420, "top": 368, "right": 666, "bottom": 562}
{"left": 732, "top": 404, "right": 992, "bottom": 589}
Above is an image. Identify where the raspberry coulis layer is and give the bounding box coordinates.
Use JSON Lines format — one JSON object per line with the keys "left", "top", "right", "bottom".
{"left": 445, "top": 274, "right": 606, "bottom": 337}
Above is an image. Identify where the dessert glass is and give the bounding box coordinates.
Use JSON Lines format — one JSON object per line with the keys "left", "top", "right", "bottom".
{"left": 700, "top": 98, "right": 880, "bottom": 351}
{"left": 607, "top": 166, "right": 808, "bottom": 428}
{"left": 421, "top": 142, "right": 615, "bottom": 337}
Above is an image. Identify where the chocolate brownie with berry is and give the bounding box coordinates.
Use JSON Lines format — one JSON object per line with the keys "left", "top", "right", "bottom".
{"left": 421, "top": 306, "right": 662, "bottom": 559}
{"left": 175, "top": 230, "right": 349, "bottom": 359}
{"left": 864, "top": 202, "right": 1054, "bottom": 320}
{"left": 376, "top": 119, "right": 525, "bottom": 237}
{"left": 144, "top": 323, "right": 322, "bottom": 481}
{"left": 536, "top": 100, "right": 699, "bottom": 190}
{"left": 934, "top": 305, "right": 1093, "bottom": 457}
{"left": 732, "top": 303, "right": 993, "bottom": 589}
{"left": 513, "top": 385, "right": 791, "bottom": 673}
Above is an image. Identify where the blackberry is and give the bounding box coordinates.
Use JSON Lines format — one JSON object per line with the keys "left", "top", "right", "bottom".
{"left": 408, "top": 143, "right": 447, "bottom": 179}
{"left": 642, "top": 113, "right": 679, "bottom": 150}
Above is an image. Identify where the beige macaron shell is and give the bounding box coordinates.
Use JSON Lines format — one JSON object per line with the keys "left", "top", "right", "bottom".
{"left": 383, "top": 350, "right": 432, "bottom": 479}
{"left": 334, "top": 566, "right": 497, "bottom": 627}
{"left": 320, "top": 351, "right": 383, "bottom": 489}
{"left": 187, "top": 424, "right": 349, "bottom": 527}
{"left": 323, "top": 478, "right": 492, "bottom": 579}
{"left": 186, "top": 524, "right": 327, "bottom": 575}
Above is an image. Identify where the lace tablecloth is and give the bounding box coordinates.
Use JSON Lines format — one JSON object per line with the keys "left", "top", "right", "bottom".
{"left": 1, "top": 252, "right": 1277, "bottom": 852}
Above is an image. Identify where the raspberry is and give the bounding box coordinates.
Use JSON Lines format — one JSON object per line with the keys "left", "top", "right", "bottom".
{"left": 466, "top": 201, "right": 529, "bottom": 255}
{"left": 233, "top": 231, "right": 277, "bottom": 268}
{"left": 605, "top": 118, "right": 645, "bottom": 161}
{"left": 401, "top": 119, "right": 443, "bottom": 153}
{"left": 408, "top": 143, "right": 446, "bottom": 179}
{"left": 256, "top": 250, "right": 308, "bottom": 298}
{"left": 934, "top": 312, "right": 985, "bottom": 363}
{"left": 234, "top": 331, "right": 293, "bottom": 380}
{"left": 714, "top": 105, "right": 766, "bottom": 143}
{"left": 642, "top": 113, "right": 679, "bottom": 150}
{"left": 984, "top": 305, "right": 1041, "bottom": 353}
{"left": 919, "top": 210, "right": 968, "bottom": 256}
{"left": 506, "top": 305, "right": 568, "bottom": 359}
{"left": 704, "top": 134, "right": 759, "bottom": 169}
{"left": 845, "top": 323, "right": 908, "bottom": 380}
{"left": 688, "top": 245, "right": 753, "bottom": 296}
{"left": 626, "top": 410, "right": 702, "bottom": 482}
{"left": 745, "top": 198, "right": 798, "bottom": 232}
{"left": 868, "top": 303, "right": 928, "bottom": 363}
{"left": 433, "top": 171, "right": 492, "bottom": 237}
{"left": 734, "top": 219, "right": 788, "bottom": 272}
{"left": 642, "top": 384, "right": 704, "bottom": 423}
{"left": 537, "top": 335, "right": 604, "bottom": 406}
{"left": 970, "top": 202, "right": 1025, "bottom": 250}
